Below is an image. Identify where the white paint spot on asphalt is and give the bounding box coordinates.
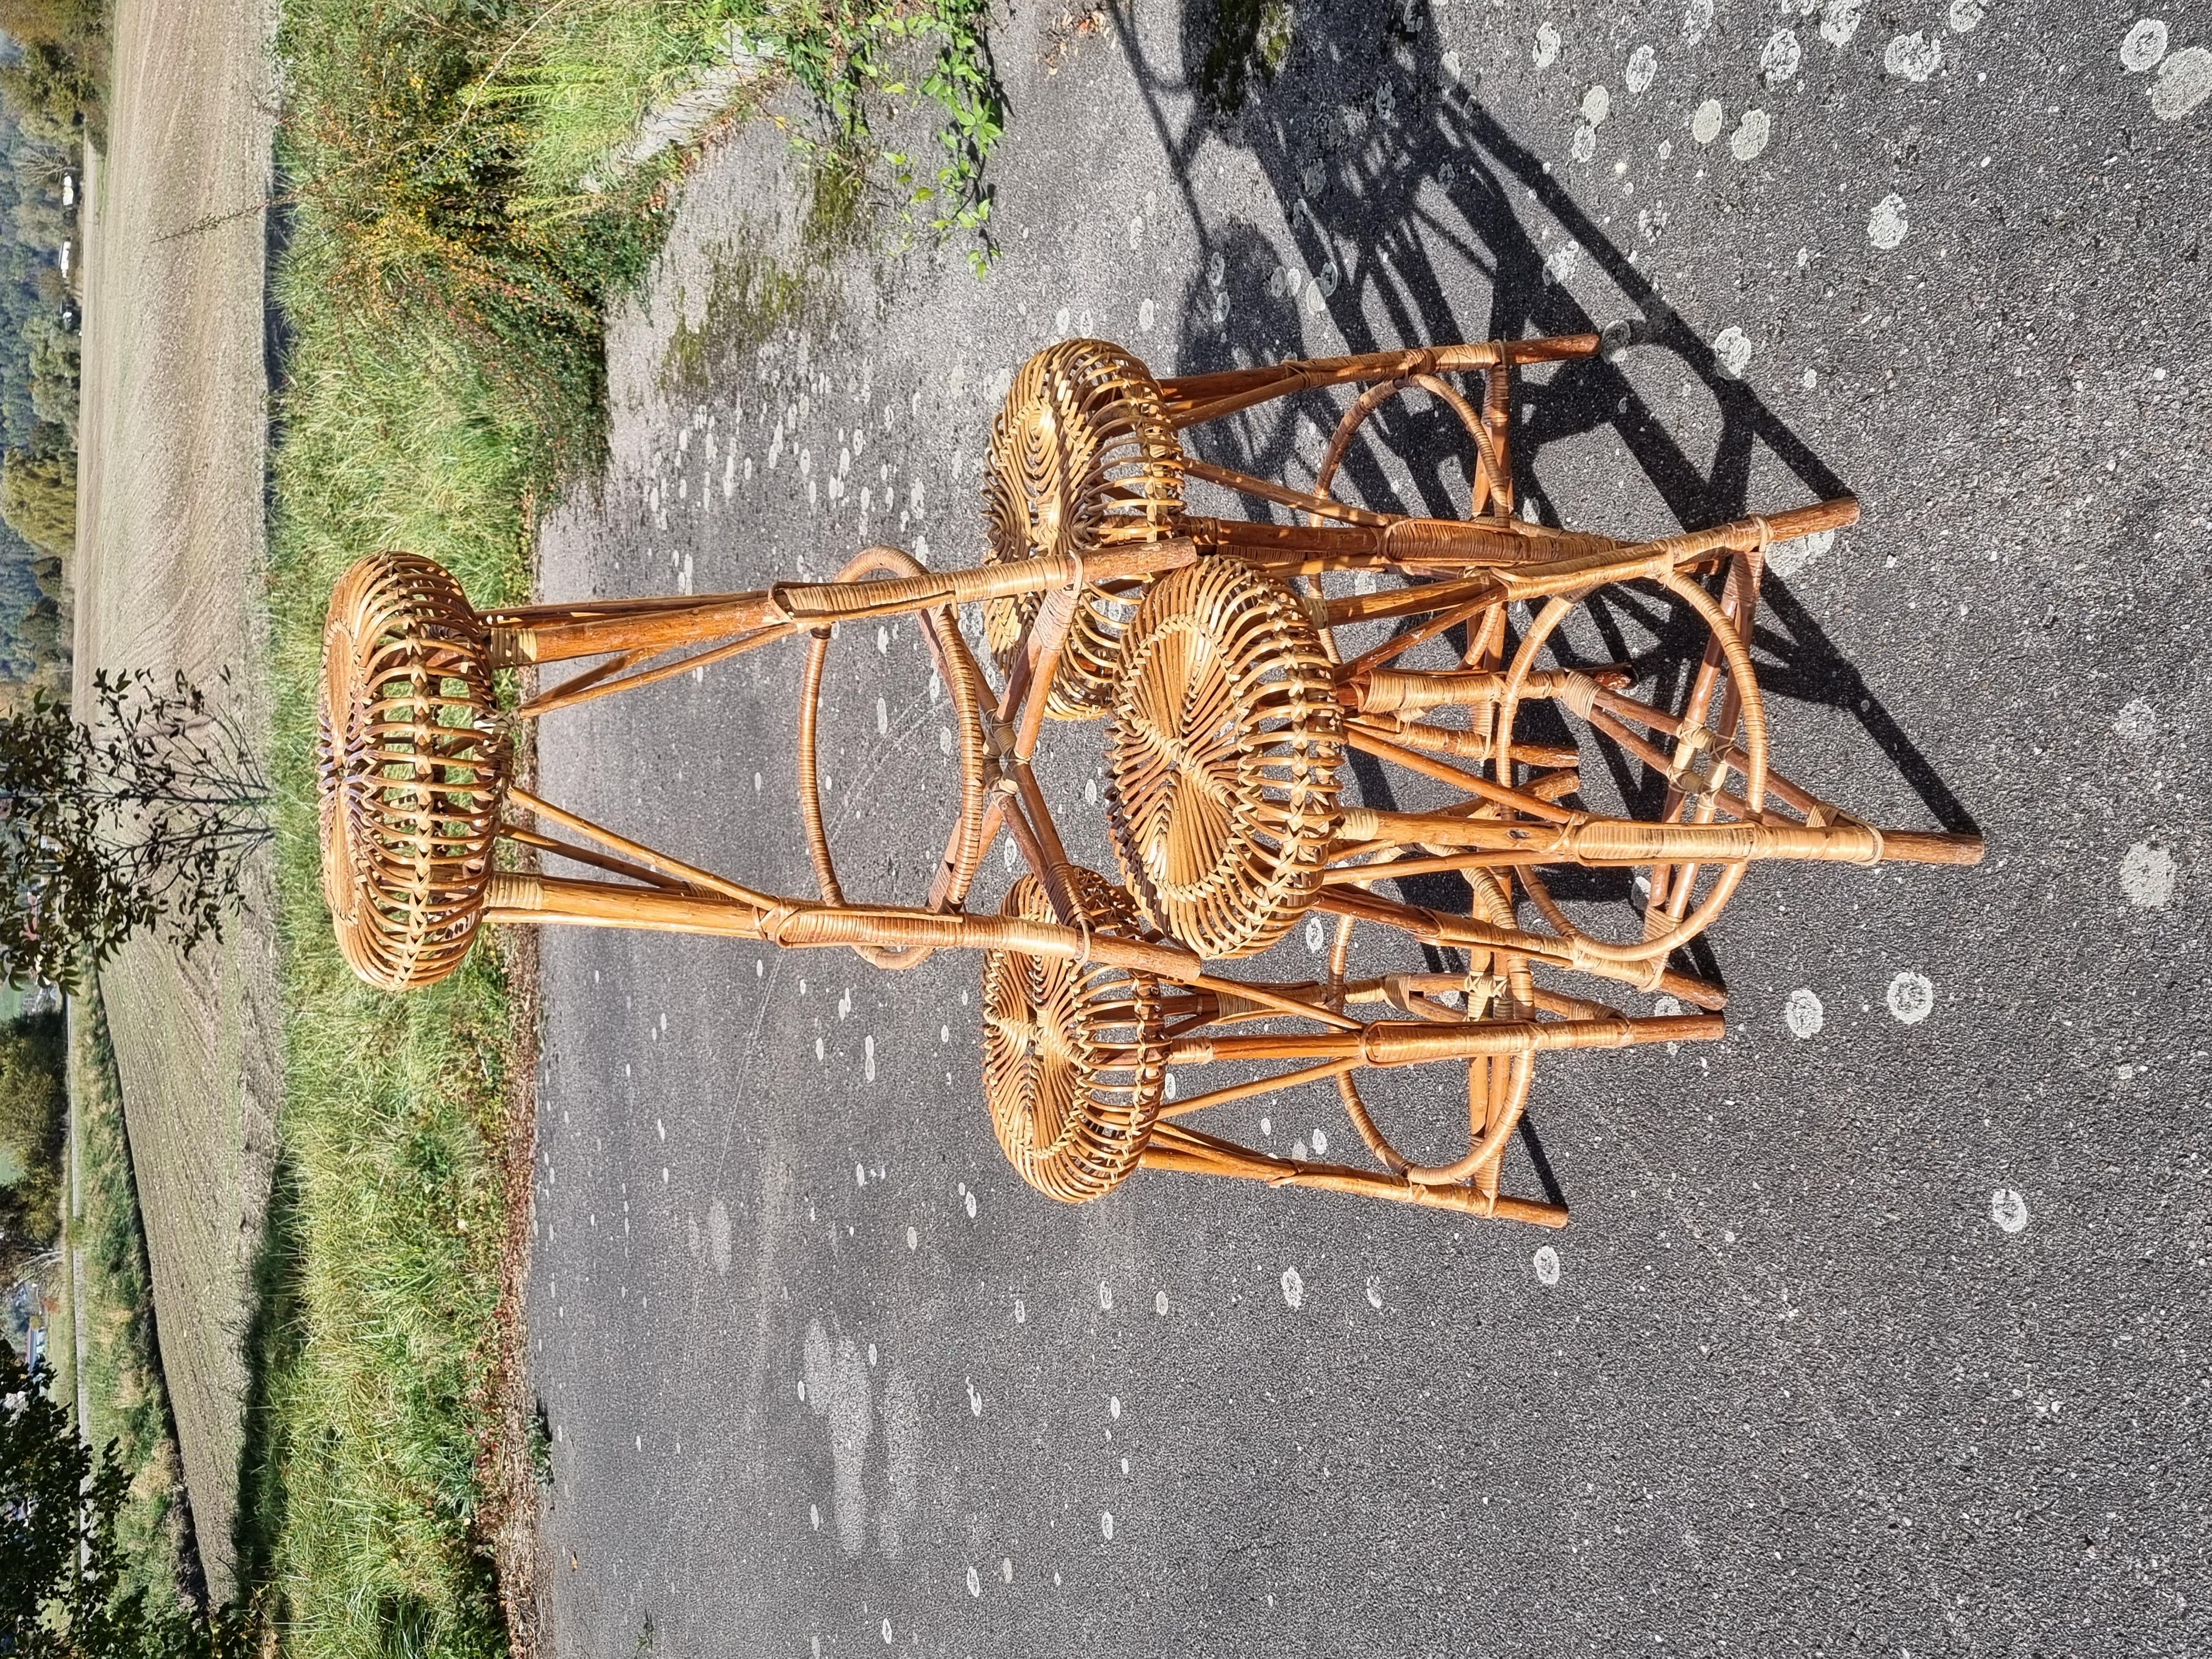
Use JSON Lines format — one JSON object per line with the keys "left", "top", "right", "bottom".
{"left": 1760, "top": 29, "right": 1802, "bottom": 84}
{"left": 967, "top": 1565, "right": 981, "bottom": 1596}
{"left": 1885, "top": 31, "right": 1943, "bottom": 80}
{"left": 855, "top": 1163, "right": 867, "bottom": 1187}
{"left": 1311, "top": 1127, "right": 1329, "bottom": 1154}
{"left": 814, "top": 1036, "right": 825, "bottom": 1063}
{"left": 1784, "top": 987, "right": 1826, "bottom": 1039}
{"left": 707, "top": 1199, "right": 732, "bottom": 1273}
{"left": 1126, "top": 215, "right": 1142, "bottom": 250}
{"left": 2151, "top": 46, "right": 2212, "bottom": 119}
{"left": 1948, "top": 0, "right": 1984, "bottom": 31}
{"left": 1155, "top": 1288, "right": 1169, "bottom": 1314}
{"left": 1767, "top": 528, "right": 1833, "bottom": 578}
{"left": 2121, "top": 842, "right": 2177, "bottom": 907}
{"left": 874, "top": 696, "right": 887, "bottom": 735}
{"left": 964, "top": 1189, "right": 977, "bottom": 1218}
{"left": 1533, "top": 21, "right": 1561, "bottom": 69}
{"left": 1139, "top": 297, "right": 1157, "bottom": 332}
{"left": 2120, "top": 18, "right": 2169, "bottom": 72}
{"left": 1820, "top": 0, "right": 1864, "bottom": 46}
{"left": 1868, "top": 193, "right": 1910, "bottom": 250}
{"left": 1570, "top": 124, "right": 1597, "bottom": 164}
{"left": 1101, "top": 1510, "right": 1115, "bottom": 1541}
{"left": 865, "top": 1035, "right": 877, "bottom": 1082}
{"left": 1690, "top": 99, "right": 1724, "bottom": 144}
{"left": 1013, "top": 1297, "right": 1026, "bottom": 1324}
{"left": 1280, "top": 1266, "right": 1305, "bottom": 1308}
{"left": 1110, "top": 1395, "right": 1122, "bottom": 1420}
{"left": 1001, "top": 1556, "right": 1013, "bottom": 1583}
{"left": 1730, "top": 109, "right": 1773, "bottom": 161}
{"left": 1085, "top": 777, "right": 1099, "bottom": 805}
{"left": 1712, "top": 326, "right": 1753, "bottom": 378}
{"left": 1442, "top": 49, "right": 1464, "bottom": 84}
{"left": 1365, "top": 1274, "right": 1383, "bottom": 1309}
{"left": 1532, "top": 1245, "right": 1561, "bottom": 1286}
{"left": 1682, "top": 0, "right": 1714, "bottom": 46}
{"left": 1165, "top": 1072, "right": 1179, "bottom": 1101}
{"left": 1582, "top": 84, "right": 1612, "bottom": 124}
{"left": 1545, "top": 239, "right": 1584, "bottom": 281}
{"left": 880, "top": 1617, "right": 891, "bottom": 1645}
{"left": 1097, "top": 1280, "right": 1114, "bottom": 1311}
{"left": 1304, "top": 914, "right": 1327, "bottom": 953}
{"left": 811, "top": 1502, "right": 819, "bottom": 1528}
{"left": 1887, "top": 971, "right": 1936, "bottom": 1025}
{"left": 1260, "top": 1116, "right": 1272, "bottom": 1137}
{"left": 906, "top": 1224, "right": 917, "bottom": 1251}
{"left": 2114, "top": 698, "right": 2158, "bottom": 741}
{"left": 1990, "top": 1188, "right": 2029, "bottom": 1234}
{"left": 1626, "top": 44, "right": 1657, "bottom": 93}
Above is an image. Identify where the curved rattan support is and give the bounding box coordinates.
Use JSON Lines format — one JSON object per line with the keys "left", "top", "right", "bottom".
{"left": 981, "top": 340, "right": 1186, "bottom": 719}
{"left": 318, "top": 552, "right": 509, "bottom": 992}
{"left": 1323, "top": 867, "right": 1539, "bottom": 1193}
{"left": 1312, "top": 374, "right": 1500, "bottom": 527}
{"left": 1103, "top": 556, "right": 1345, "bottom": 958}
{"left": 979, "top": 870, "right": 1168, "bottom": 1203}
{"left": 1498, "top": 572, "right": 1769, "bottom": 964}
{"left": 798, "top": 546, "right": 996, "bottom": 968}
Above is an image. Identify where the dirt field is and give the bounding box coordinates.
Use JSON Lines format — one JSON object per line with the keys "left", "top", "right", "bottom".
{"left": 71, "top": 0, "right": 282, "bottom": 1599}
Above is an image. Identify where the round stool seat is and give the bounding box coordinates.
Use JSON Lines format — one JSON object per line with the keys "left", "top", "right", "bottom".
{"left": 981, "top": 339, "right": 1185, "bottom": 719}
{"left": 318, "top": 552, "right": 508, "bottom": 991}
{"left": 979, "top": 870, "right": 1166, "bottom": 1203}
{"left": 1103, "top": 556, "right": 1344, "bottom": 958}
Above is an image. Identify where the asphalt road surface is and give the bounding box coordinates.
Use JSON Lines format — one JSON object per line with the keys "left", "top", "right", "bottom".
{"left": 525, "top": 3, "right": 2212, "bottom": 1654}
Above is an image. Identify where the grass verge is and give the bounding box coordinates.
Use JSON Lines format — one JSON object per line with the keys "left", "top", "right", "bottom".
{"left": 252, "top": 4, "right": 1004, "bottom": 1657}
{"left": 68, "top": 989, "right": 204, "bottom": 1616}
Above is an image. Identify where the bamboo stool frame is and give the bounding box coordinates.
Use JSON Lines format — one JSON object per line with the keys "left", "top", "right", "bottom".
{"left": 979, "top": 335, "right": 1981, "bottom": 994}
{"left": 318, "top": 536, "right": 1719, "bottom": 1226}
{"left": 317, "top": 325, "right": 1983, "bottom": 1231}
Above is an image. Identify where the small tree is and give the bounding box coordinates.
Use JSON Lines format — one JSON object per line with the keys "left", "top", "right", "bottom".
{"left": 1, "top": 449, "right": 76, "bottom": 562}
{"left": 2, "top": 1342, "right": 237, "bottom": 1658}
{"left": 0, "top": 671, "right": 270, "bottom": 992}
{"left": 0, "top": 1008, "right": 65, "bottom": 1245}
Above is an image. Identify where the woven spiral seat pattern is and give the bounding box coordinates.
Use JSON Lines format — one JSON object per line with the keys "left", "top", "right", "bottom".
{"left": 979, "top": 870, "right": 1167, "bottom": 1203}
{"left": 318, "top": 552, "right": 507, "bottom": 992}
{"left": 981, "top": 340, "right": 1185, "bottom": 719}
{"left": 1103, "top": 558, "right": 1344, "bottom": 958}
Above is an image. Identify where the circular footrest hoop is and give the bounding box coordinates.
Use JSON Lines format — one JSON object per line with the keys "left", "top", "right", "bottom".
{"left": 798, "top": 546, "right": 995, "bottom": 967}
{"left": 1103, "top": 557, "right": 1345, "bottom": 959}
{"left": 981, "top": 340, "right": 1186, "bottom": 720}
{"left": 318, "top": 552, "right": 509, "bottom": 992}
{"left": 979, "top": 870, "right": 1167, "bottom": 1204}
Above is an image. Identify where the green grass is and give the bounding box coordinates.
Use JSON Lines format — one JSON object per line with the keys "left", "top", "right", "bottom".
{"left": 69, "top": 990, "right": 199, "bottom": 1617}
{"left": 250, "top": 3, "right": 1004, "bottom": 1655}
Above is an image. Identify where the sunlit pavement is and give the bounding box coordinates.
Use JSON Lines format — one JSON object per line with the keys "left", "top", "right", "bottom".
{"left": 525, "top": 4, "right": 2212, "bottom": 1653}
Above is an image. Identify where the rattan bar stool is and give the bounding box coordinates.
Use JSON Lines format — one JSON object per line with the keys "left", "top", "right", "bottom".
{"left": 976, "top": 867, "right": 1719, "bottom": 1226}
{"left": 977, "top": 336, "right": 1982, "bottom": 997}
{"left": 321, "top": 537, "right": 1684, "bottom": 1225}
{"left": 317, "top": 538, "right": 1230, "bottom": 995}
